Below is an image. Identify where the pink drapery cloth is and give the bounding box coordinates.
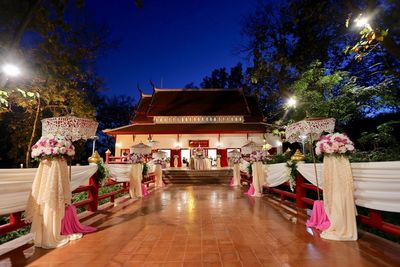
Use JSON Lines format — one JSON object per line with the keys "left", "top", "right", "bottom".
{"left": 245, "top": 183, "right": 255, "bottom": 196}
{"left": 61, "top": 205, "right": 97, "bottom": 235}
{"left": 306, "top": 200, "right": 330, "bottom": 231}
{"left": 141, "top": 183, "right": 149, "bottom": 197}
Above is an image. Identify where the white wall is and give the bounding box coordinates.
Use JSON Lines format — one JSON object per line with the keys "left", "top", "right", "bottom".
{"left": 114, "top": 132, "right": 281, "bottom": 156}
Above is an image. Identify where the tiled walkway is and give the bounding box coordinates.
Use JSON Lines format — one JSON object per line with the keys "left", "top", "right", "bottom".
{"left": 1, "top": 185, "right": 400, "bottom": 267}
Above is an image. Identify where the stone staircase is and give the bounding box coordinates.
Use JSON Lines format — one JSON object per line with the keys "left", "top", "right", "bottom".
{"left": 163, "top": 168, "right": 233, "bottom": 184}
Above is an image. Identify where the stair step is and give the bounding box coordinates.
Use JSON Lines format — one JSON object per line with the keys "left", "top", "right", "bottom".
{"left": 163, "top": 169, "right": 233, "bottom": 185}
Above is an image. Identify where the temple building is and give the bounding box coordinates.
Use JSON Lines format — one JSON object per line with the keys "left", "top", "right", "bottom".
{"left": 104, "top": 88, "right": 281, "bottom": 167}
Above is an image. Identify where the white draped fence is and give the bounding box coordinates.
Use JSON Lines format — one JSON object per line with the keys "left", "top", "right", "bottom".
{"left": 0, "top": 165, "right": 98, "bottom": 216}
{"left": 240, "top": 161, "right": 400, "bottom": 213}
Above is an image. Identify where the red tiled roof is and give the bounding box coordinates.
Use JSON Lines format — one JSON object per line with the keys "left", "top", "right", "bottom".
{"left": 104, "top": 123, "right": 267, "bottom": 135}
{"left": 146, "top": 88, "right": 250, "bottom": 116}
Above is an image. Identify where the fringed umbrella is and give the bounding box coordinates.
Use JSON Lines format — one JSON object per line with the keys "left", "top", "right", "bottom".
{"left": 285, "top": 117, "right": 335, "bottom": 199}
{"left": 241, "top": 141, "right": 262, "bottom": 155}
{"left": 42, "top": 116, "right": 98, "bottom": 141}
{"left": 130, "top": 142, "right": 152, "bottom": 155}
{"left": 152, "top": 150, "right": 167, "bottom": 159}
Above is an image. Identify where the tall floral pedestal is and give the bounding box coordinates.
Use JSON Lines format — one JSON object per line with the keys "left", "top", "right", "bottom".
{"left": 251, "top": 162, "right": 264, "bottom": 197}
{"left": 321, "top": 156, "right": 358, "bottom": 241}
{"left": 231, "top": 163, "right": 241, "bottom": 187}
{"left": 26, "top": 159, "right": 71, "bottom": 249}
{"left": 154, "top": 164, "right": 164, "bottom": 188}
{"left": 129, "top": 163, "right": 143, "bottom": 198}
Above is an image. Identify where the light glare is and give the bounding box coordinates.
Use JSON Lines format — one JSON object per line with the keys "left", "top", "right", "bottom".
{"left": 2, "top": 64, "right": 21, "bottom": 77}
{"left": 287, "top": 97, "right": 297, "bottom": 108}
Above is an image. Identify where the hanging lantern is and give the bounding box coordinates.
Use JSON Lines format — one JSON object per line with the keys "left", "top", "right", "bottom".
{"left": 41, "top": 116, "right": 98, "bottom": 141}
{"left": 228, "top": 149, "right": 241, "bottom": 158}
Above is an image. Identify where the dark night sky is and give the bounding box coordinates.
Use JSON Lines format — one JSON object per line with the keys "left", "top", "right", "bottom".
{"left": 86, "top": 0, "right": 257, "bottom": 100}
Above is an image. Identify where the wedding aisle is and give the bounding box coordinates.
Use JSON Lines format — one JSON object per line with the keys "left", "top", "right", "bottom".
{"left": 1, "top": 185, "right": 399, "bottom": 266}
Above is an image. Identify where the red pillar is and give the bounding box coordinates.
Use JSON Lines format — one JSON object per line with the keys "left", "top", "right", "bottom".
{"left": 295, "top": 174, "right": 306, "bottom": 209}
{"left": 171, "top": 149, "right": 182, "bottom": 167}
{"left": 217, "top": 149, "right": 228, "bottom": 167}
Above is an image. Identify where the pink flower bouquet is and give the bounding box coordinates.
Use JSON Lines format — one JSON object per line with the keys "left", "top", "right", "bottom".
{"left": 249, "top": 150, "right": 270, "bottom": 163}
{"left": 130, "top": 153, "right": 145, "bottom": 164}
{"left": 315, "top": 133, "right": 355, "bottom": 156}
{"left": 31, "top": 135, "right": 75, "bottom": 161}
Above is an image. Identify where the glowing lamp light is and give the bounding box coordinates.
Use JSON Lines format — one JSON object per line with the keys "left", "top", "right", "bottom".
{"left": 276, "top": 141, "right": 282, "bottom": 147}
{"left": 299, "top": 134, "right": 308, "bottom": 140}
{"left": 2, "top": 64, "right": 21, "bottom": 77}
{"left": 355, "top": 16, "right": 369, "bottom": 28}
{"left": 287, "top": 97, "right": 297, "bottom": 108}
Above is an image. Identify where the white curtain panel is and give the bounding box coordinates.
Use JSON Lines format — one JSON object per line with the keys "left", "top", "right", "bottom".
{"left": 107, "top": 164, "right": 131, "bottom": 182}
{"left": 265, "top": 163, "right": 289, "bottom": 187}
{"left": 0, "top": 165, "right": 97, "bottom": 216}
{"left": 239, "top": 159, "right": 250, "bottom": 173}
{"left": 295, "top": 161, "right": 400, "bottom": 213}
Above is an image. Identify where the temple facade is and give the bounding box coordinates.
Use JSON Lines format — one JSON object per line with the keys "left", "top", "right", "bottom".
{"left": 104, "top": 88, "right": 281, "bottom": 167}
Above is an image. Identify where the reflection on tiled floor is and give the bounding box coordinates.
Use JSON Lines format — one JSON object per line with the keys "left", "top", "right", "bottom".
{"left": 1, "top": 185, "right": 400, "bottom": 267}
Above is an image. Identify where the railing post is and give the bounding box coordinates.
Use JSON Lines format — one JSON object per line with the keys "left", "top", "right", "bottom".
{"left": 9, "top": 212, "right": 22, "bottom": 225}
{"left": 370, "top": 209, "right": 382, "bottom": 228}
{"left": 105, "top": 149, "right": 111, "bottom": 164}
{"left": 295, "top": 174, "right": 307, "bottom": 209}
{"left": 88, "top": 175, "right": 99, "bottom": 212}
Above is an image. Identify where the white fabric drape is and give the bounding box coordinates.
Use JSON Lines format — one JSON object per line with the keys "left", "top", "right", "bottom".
{"left": 251, "top": 162, "right": 264, "bottom": 197}
{"left": 194, "top": 158, "right": 211, "bottom": 170}
{"left": 239, "top": 159, "right": 250, "bottom": 174}
{"left": 154, "top": 164, "right": 163, "bottom": 188}
{"left": 107, "top": 164, "right": 130, "bottom": 182}
{"left": 0, "top": 165, "right": 97, "bottom": 216}
{"left": 321, "top": 156, "right": 358, "bottom": 241}
{"left": 232, "top": 164, "right": 241, "bottom": 186}
{"left": 129, "top": 163, "right": 143, "bottom": 198}
{"left": 26, "top": 159, "right": 71, "bottom": 248}
{"left": 296, "top": 163, "right": 324, "bottom": 188}
{"left": 351, "top": 161, "right": 400, "bottom": 213}
{"left": 173, "top": 158, "right": 178, "bottom": 168}
{"left": 264, "top": 163, "right": 289, "bottom": 187}
{"left": 217, "top": 157, "right": 221, "bottom": 168}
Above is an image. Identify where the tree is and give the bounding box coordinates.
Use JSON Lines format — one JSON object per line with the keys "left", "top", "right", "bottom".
{"left": 0, "top": 0, "right": 113, "bottom": 166}
{"left": 287, "top": 61, "right": 398, "bottom": 126}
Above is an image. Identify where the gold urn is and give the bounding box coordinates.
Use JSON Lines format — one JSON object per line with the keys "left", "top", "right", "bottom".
{"left": 88, "top": 150, "right": 102, "bottom": 164}
{"left": 291, "top": 149, "right": 305, "bottom": 161}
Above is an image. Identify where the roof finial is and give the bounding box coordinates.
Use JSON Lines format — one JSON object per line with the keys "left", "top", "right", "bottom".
{"left": 137, "top": 83, "right": 143, "bottom": 95}
{"left": 149, "top": 80, "right": 155, "bottom": 89}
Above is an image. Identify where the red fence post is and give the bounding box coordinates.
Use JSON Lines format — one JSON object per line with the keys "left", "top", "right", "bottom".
{"left": 88, "top": 175, "right": 99, "bottom": 212}
{"left": 369, "top": 209, "right": 383, "bottom": 228}
{"left": 105, "top": 149, "right": 111, "bottom": 164}
{"left": 295, "top": 174, "right": 307, "bottom": 209}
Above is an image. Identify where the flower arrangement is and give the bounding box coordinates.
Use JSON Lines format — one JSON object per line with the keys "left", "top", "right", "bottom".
{"left": 285, "top": 160, "right": 297, "bottom": 191}
{"left": 229, "top": 155, "right": 241, "bottom": 164}
{"left": 315, "top": 133, "right": 355, "bottom": 156}
{"left": 153, "top": 158, "right": 166, "bottom": 165}
{"left": 130, "top": 153, "right": 145, "bottom": 164}
{"left": 31, "top": 135, "right": 75, "bottom": 161}
{"left": 249, "top": 150, "right": 270, "bottom": 163}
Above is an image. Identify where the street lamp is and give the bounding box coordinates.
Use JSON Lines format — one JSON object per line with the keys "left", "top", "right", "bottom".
{"left": 354, "top": 14, "right": 372, "bottom": 30}
{"left": 2, "top": 63, "right": 21, "bottom": 77}
{"left": 287, "top": 97, "right": 297, "bottom": 108}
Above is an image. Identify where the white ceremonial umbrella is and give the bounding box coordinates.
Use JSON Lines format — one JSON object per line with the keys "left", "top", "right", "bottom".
{"left": 152, "top": 150, "right": 167, "bottom": 159}
{"left": 241, "top": 141, "right": 262, "bottom": 155}
{"left": 41, "top": 115, "right": 99, "bottom": 141}
{"left": 285, "top": 117, "right": 335, "bottom": 199}
{"left": 228, "top": 149, "right": 241, "bottom": 158}
{"left": 130, "top": 142, "right": 152, "bottom": 155}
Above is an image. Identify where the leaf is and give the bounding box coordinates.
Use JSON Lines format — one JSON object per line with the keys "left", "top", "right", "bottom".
{"left": 17, "top": 89, "right": 27, "bottom": 98}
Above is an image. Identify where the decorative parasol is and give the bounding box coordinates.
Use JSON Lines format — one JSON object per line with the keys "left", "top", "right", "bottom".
{"left": 130, "top": 142, "right": 152, "bottom": 155}
{"left": 152, "top": 150, "right": 167, "bottom": 159}
{"left": 42, "top": 116, "right": 99, "bottom": 141}
{"left": 285, "top": 118, "right": 335, "bottom": 143}
{"left": 285, "top": 117, "right": 335, "bottom": 199}
{"left": 241, "top": 141, "right": 262, "bottom": 155}
{"left": 228, "top": 149, "right": 241, "bottom": 158}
